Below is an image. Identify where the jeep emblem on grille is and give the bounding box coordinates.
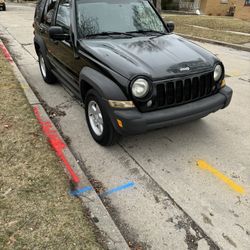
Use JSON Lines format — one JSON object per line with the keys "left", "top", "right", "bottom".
{"left": 180, "top": 67, "right": 190, "bottom": 71}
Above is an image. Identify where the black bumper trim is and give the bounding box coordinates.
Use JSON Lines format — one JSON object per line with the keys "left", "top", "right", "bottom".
{"left": 108, "top": 86, "right": 233, "bottom": 135}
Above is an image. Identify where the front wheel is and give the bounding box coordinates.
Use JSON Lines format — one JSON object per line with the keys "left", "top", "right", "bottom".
{"left": 85, "top": 89, "right": 118, "bottom": 146}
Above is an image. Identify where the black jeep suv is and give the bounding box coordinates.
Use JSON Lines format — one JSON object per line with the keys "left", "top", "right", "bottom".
{"left": 34, "top": 0, "right": 232, "bottom": 146}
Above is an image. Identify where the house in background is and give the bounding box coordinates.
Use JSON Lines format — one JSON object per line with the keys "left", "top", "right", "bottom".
{"left": 234, "top": 0, "right": 250, "bottom": 20}
{"left": 162, "top": 0, "right": 250, "bottom": 20}
{"left": 162, "top": 0, "right": 234, "bottom": 14}
{"left": 199, "top": 0, "right": 234, "bottom": 16}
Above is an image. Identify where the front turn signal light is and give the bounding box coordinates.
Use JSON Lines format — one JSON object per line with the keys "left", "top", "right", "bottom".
{"left": 221, "top": 79, "right": 226, "bottom": 87}
{"left": 108, "top": 100, "right": 135, "bottom": 109}
{"left": 117, "top": 119, "right": 123, "bottom": 128}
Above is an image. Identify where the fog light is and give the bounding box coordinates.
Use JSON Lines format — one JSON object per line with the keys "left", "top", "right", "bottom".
{"left": 147, "top": 100, "right": 152, "bottom": 107}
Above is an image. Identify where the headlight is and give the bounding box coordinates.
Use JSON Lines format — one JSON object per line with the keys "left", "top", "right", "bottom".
{"left": 214, "top": 64, "right": 222, "bottom": 82}
{"left": 131, "top": 79, "right": 149, "bottom": 98}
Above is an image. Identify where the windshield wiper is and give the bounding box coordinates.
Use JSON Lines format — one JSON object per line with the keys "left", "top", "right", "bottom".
{"left": 127, "top": 30, "right": 166, "bottom": 36}
{"left": 85, "top": 32, "right": 135, "bottom": 38}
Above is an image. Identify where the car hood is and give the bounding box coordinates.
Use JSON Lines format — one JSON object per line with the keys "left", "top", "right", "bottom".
{"left": 79, "top": 34, "right": 217, "bottom": 80}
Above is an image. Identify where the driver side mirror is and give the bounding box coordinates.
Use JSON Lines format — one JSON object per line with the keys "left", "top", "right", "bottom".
{"left": 165, "top": 21, "right": 175, "bottom": 33}
{"left": 48, "top": 26, "right": 70, "bottom": 41}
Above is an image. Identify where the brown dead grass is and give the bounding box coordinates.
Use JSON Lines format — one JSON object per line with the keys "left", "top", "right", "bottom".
{"left": 163, "top": 15, "right": 250, "bottom": 44}
{"left": 0, "top": 50, "right": 103, "bottom": 249}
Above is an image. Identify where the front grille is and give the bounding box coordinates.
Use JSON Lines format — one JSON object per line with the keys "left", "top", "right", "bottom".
{"left": 137, "top": 72, "right": 218, "bottom": 112}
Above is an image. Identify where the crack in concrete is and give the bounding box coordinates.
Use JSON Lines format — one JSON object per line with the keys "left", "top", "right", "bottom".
{"left": 21, "top": 43, "right": 32, "bottom": 46}
{"left": 118, "top": 143, "right": 220, "bottom": 250}
{"left": 201, "top": 213, "right": 214, "bottom": 227}
{"left": 73, "top": 152, "right": 151, "bottom": 250}
{"left": 222, "top": 233, "right": 237, "bottom": 248}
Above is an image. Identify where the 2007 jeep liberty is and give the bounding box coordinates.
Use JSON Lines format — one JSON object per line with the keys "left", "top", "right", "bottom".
{"left": 34, "top": 0, "right": 233, "bottom": 146}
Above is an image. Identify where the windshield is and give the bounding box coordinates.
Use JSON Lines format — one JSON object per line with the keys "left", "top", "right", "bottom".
{"left": 76, "top": 0, "right": 166, "bottom": 38}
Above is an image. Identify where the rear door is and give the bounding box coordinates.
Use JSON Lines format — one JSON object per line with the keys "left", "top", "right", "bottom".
{"left": 48, "top": 0, "right": 81, "bottom": 95}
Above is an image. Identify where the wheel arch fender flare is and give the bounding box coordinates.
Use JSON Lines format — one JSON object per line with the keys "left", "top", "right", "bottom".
{"left": 34, "top": 35, "right": 46, "bottom": 56}
{"left": 34, "top": 35, "right": 53, "bottom": 70}
{"left": 79, "top": 67, "right": 128, "bottom": 102}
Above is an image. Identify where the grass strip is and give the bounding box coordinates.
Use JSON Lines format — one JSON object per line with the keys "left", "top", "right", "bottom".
{"left": 0, "top": 48, "right": 104, "bottom": 249}
{"left": 163, "top": 15, "right": 250, "bottom": 44}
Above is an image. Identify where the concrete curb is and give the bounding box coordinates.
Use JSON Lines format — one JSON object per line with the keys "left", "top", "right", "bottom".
{"left": 176, "top": 33, "right": 250, "bottom": 52}
{"left": 0, "top": 39, "right": 130, "bottom": 250}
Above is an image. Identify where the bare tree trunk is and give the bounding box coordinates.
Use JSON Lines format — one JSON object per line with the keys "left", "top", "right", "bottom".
{"left": 156, "top": 0, "right": 162, "bottom": 13}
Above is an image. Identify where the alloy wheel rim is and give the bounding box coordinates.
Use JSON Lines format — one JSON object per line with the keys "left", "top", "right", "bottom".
{"left": 88, "top": 100, "right": 104, "bottom": 136}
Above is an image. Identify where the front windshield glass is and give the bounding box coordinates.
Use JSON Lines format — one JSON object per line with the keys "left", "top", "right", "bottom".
{"left": 76, "top": 0, "right": 166, "bottom": 38}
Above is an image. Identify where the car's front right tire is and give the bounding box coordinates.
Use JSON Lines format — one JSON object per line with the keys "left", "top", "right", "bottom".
{"left": 85, "top": 89, "right": 118, "bottom": 146}
{"left": 38, "top": 51, "right": 56, "bottom": 84}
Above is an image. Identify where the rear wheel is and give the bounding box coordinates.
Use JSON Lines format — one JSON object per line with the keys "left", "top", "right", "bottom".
{"left": 38, "top": 51, "right": 56, "bottom": 84}
{"left": 3, "top": 5, "right": 6, "bottom": 11}
{"left": 85, "top": 89, "right": 118, "bottom": 146}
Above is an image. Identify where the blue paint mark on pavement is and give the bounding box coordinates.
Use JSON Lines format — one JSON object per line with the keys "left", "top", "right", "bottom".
{"left": 70, "top": 186, "right": 93, "bottom": 196}
{"left": 100, "top": 181, "right": 135, "bottom": 197}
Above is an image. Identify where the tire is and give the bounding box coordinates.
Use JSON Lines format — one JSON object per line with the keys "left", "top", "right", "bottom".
{"left": 38, "top": 51, "right": 56, "bottom": 84}
{"left": 85, "top": 89, "right": 118, "bottom": 146}
{"left": 3, "top": 5, "right": 6, "bottom": 11}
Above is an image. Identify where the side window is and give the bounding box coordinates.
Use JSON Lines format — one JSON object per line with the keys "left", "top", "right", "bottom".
{"left": 35, "top": 0, "right": 47, "bottom": 22}
{"left": 43, "top": 0, "right": 57, "bottom": 25}
{"left": 56, "top": 0, "right": 70, "bottom": 32}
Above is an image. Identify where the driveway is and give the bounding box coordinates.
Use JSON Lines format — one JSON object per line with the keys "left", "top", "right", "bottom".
{"left": 1, "top": 3, "right": 250, "bottom": 249}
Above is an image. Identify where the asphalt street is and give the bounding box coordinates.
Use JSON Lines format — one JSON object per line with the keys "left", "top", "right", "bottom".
{"left": 0, "top": 3, "right": 250, "bottom": 249}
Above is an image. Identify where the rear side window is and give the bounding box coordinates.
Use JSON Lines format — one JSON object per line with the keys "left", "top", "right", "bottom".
{"left": 43, "top": 0, "right": 57, "bottom": 25}
{"left": 35, "top": 0, "right": 47, "bottom": 22}
{"left": 56, "top": 0, "right": 70, "bottom": 31}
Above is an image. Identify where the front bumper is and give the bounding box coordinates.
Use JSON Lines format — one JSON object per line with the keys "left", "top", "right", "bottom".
{"left": 108, "top": 86, "right": 233, "bottom": 135}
